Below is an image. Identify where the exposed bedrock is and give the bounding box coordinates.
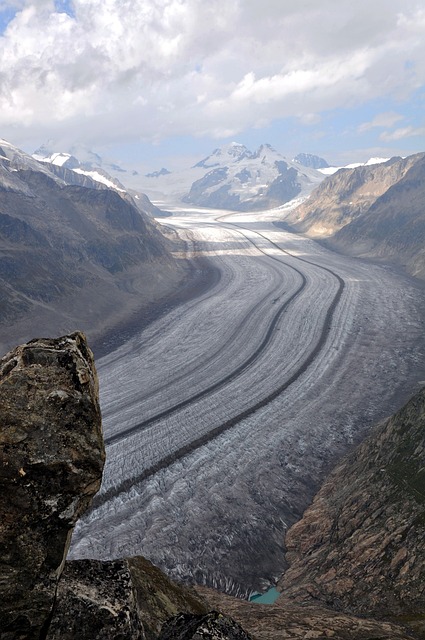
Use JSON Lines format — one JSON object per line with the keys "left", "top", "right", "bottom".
{"left": 0, "top": 333, "right": 105, "bottom": 639}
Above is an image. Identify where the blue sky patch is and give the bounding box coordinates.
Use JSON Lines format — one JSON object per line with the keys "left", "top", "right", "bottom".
{"left": 54, "top": 0, "right": 75, "bottom": 18}
{"left": 0, "top": 7, "right": 17, "bottom": 35}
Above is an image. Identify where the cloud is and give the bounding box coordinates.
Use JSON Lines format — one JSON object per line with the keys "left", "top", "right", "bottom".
{"left": 0, "top": 0, "right": 424, "bottom": 148}
{"left": 358, "top": 112, "right": 405, "bottom": 133}
{"left": 380, "top": 125, "right": 425, "bottom": 142}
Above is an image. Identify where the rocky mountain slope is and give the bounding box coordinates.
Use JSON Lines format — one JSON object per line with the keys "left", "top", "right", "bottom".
{"left": 141, "top": 142, "right": 324, "bottom": 209}
{"left": 283, "top": 152, "right": 425, "bottom": 279}
{"left": 329, "top": 153, "right": 425, "bottom": 279}
{"left": 0, "top": 139, "right": 192, "bottom": 356}
{"left": 278, "top": 383, "right": 425, "bottom": 635}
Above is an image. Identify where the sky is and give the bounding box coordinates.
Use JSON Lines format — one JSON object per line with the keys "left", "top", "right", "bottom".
{"left": 0, "top": 0, "right": 425, "bottom": 172}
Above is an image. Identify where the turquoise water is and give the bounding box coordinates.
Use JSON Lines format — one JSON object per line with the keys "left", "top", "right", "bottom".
{"left": 249, "top": 587, "right": 280, "bottom": 604}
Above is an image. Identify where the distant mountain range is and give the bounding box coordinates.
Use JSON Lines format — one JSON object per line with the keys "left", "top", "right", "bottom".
{"left": 142, "top": 143, "right": 325, "bottom": 210}
{"left": 283, "top": 152, "right": 425, "bottom": 280}
{"left": 29, "top": 138, "right": 425, "bottom": 281}
{"left": 0, "top": 139, "right": 188, "bottom": 356}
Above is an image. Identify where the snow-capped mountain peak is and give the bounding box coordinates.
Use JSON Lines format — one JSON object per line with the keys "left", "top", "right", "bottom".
{"left": 194, "top": 142, "right": 253, "bottom": 169}
{"left": 180, "top": 142, "right": 325, "bottom": 211}
{"left": 33, "top": 150, "right": 80, "bottom": 169}
{"left": 33, "top": 145, "right": 127, "bottom": 192}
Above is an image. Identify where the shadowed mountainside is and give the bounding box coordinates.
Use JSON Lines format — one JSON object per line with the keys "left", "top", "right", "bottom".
{"left": 0, "top": 140, "right": 190, "bottom": 356}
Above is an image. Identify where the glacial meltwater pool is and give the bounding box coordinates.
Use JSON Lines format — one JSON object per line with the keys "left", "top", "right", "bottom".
{"left": 249, "top": 587, "right": 280, "bottom": 604}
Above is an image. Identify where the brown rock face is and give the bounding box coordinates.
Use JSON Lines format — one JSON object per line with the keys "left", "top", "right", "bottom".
{"left": 283, "top": 152, "right": 425, "bottom": 280}
{"left": 285, "top": 154, "right": 422, "bottom": 237}
{"left": 0, "top": 333, "right": 105, "bottom": 639}
{"left": 278, "top": 387, "right": 425, "bottom": 630}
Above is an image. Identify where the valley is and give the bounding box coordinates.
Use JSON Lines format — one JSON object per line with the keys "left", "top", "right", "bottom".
{"left": 70, "top": 203, "right": 425, "bottom": 597}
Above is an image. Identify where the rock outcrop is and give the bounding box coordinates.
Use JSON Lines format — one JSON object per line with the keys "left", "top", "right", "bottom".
{"left": 278, "top": 386, "right": 425, "bottom": 635}
{"left": 0, "top": 333, "right": 105, "bottom": 639}
{"left": 0, "top": 334, "right": 239, "bottom": 640}
{"left": 46, "top": 560, "right": 144, "bottom": 640}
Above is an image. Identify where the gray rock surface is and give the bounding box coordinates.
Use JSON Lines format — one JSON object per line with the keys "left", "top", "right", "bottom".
{"left": 0, "top": 333, "right": 105, "bottom": 639}
{"left": 46, "top": 556, "right": 210, "bottom": 640}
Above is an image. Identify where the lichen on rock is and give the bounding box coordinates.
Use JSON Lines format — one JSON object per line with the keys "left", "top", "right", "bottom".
{"left": 0, "top": 332, "right": 105, "bottom": 639}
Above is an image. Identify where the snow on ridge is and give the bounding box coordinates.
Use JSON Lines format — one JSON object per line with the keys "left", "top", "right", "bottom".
{"left": 33, "top": 152, "right": 75, "bottom": 167}
{"left": 318, "top": 167, "right": 341, "bottom": 176}
{"left": 319, "top": 157, "right": 391, "bottom": 176}
{"left": 73, "top": 168, "right": 126, "bottom": 192}
{"left": 364, "top": 157, "right": 391, "bottom": 166}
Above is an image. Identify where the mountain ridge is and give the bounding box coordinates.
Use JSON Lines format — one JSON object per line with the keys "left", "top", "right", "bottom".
{"left": 282, "top": 151, "right": 425, "bottom": 280}
{"left": 141, "top": 142, "right": 324, "bottom": 210}
{"left": 0, "top": 139, "right": 195, "bottom": 357}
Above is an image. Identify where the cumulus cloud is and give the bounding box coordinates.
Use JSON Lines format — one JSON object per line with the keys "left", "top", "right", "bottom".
{"left": 0, "top": 0, "right": 424, "bottom": 148}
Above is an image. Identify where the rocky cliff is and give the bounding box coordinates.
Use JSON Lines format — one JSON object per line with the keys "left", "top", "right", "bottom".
{"left": 283, "top": 152, "right": 425, "bottom": 280}
{"left": 0, "top": 333, "right": 105, "bottom": 638}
